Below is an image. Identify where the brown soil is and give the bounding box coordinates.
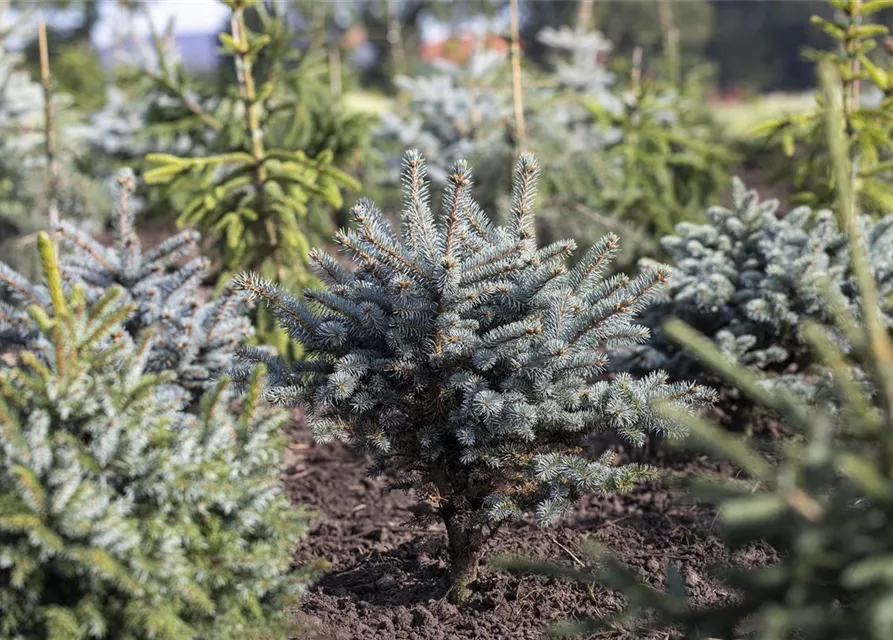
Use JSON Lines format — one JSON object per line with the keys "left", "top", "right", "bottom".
{"left": 284, "top": 419, "right": 778, "bottom": 640}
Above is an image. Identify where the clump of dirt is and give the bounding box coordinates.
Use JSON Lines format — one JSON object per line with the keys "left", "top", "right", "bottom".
{"left": 284, "top": 419, "right": 777, "bottom": 640}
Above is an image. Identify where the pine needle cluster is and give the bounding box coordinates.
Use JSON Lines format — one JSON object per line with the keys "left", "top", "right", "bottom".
{"left": 0, "top": 172, "right": 254, "bottom": 405}
{"left": 233, "top": 151, "right": 715, "bottom": 602}
{"left": 0, "top": 233, "right": 304, "bottom": 640}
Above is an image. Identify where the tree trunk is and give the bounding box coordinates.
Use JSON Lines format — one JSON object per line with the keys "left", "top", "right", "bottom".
{"left": 444, "top": 515, "right": 487, "bottom": 604}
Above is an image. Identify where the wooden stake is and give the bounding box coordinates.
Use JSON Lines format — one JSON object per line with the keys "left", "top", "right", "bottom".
{"left": 631, "top": 45, "right": 643, "bottom": 91}
{"left": 329, "top": 45, "right": 342, "bottom": 96}
{"left": 851, "top": 0, "right": 863, "bottom": 115}
{"left": 575, "top": 0, "right": 594, "bottom": 35}
{"left": 386, "top": 0, "right": 407, "bottom": 77}
{"left": 658, "top": 0, "right": 680, "bottom": 87}
{"left": 509, "top": 0, "right": 527, "bottom": 153}
{"left": 38, "top": 19, "right": 59, "bottom": 250}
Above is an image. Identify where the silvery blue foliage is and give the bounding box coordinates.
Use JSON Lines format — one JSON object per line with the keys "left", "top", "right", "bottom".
{"left": 612, "top": 178, "right": 893, "bottom": 387}
{"left": 377, "top": 48, "right": 513, "bottom": 185}
{"left": 233, "top": 151, "right": 715, "bottom": 536}
{"left": 535, "top": 26, "right": 618, "bottom": 110}
{"left": 0, "top": 171, "right": 254, "bottom": 403}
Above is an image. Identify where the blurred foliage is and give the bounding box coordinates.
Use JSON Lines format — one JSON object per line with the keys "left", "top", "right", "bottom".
{"left": 755, "top": 0, "right": 893, "bottom": 214}
{"left": 581, "top": 71, "right": 734, "bottom": 238}
{"left": 525, "top": 18, "right": 733, "bottom": 269}
{"left": 0, "top": 10, "right": 106, "bottom": 279}
{"left": 21, "top": 34, "right": 106, "bottom": 111}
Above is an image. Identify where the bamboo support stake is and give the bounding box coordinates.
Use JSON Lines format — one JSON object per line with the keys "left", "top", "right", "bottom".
{"left": 329, "top": 45, "right": 342, "bottom": 96}
{"left": 0, "top": 0, "right": 8, "bottom": 39}
{"left": 631, "top": 46, "right": 643, "bottom": 91}
{"left": 509, "top": 0, "right": 527, "bottom": 153}
{"left": 38, "top": 19, "right": 59, "bottom": 251}
{"left": 850, "top": 0, "right": 863, "bottom": 116}
{"left": 575, "top": 0, "right": 594, "bottom": 35}
{"left": 386, "top": 0, "right": 407, "bottom": 79}
{"left": 658, "top": 0, "right": 680, "bottom": 88}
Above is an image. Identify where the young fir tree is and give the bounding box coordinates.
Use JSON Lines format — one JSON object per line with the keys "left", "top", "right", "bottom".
{"left": 527, "top": 24, "right": 730, "bottom": 265}
{"left": 578, "top": 72, "right": 734, "bottom": 238}
{"left": 0, "top": 171, "right": 254, "bottom": 406}
{"left": 526, "top": 25, "right": 651, "bottom": 268}
{"left": 142, "top": 0, "right": 362, "bottom": 354}
{"left": 233, "top": 151, "right": 715, "bottom": 602}
{"left": 0, "top": 233, "right": 304, "bottom": 640}
{"left": 505, "top": 62, "right": 893, "bottom": 640}
{"left": 612, "top": 177, "right": 893, "bottom": 397}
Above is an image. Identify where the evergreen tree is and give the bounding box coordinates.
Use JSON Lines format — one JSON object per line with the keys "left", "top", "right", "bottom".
{"left": 376, "top": 47, "right": 515, "bottom": 215}
{"left": 141, "top": 0, "right": 363, "bottom": 354}
{"left": 577, "top": 71, "right": 733, "bottom": 238}
{"left": 232, "top": 151, "right": 715, "bottom": 602}
{"left": 527, "top": 23, "right": 731, "bottom": 263}
{"left": 0, "top": 233, "right": 305, "bottom": 639}
{"left": 612, "top": 178, "right": 893, "bottom": 397}
{"left": 0, "top": 171, "right": 254, "bottom": 406}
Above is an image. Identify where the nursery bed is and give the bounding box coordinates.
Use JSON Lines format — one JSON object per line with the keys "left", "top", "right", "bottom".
{"left": 285, "top": 419, "right": 777, "bottom": 640}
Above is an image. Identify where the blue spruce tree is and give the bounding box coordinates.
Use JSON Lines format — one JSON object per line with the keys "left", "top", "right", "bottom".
{"left": 0, "top": 171, "right": 254, "bottom": 405}
{"left": 233, "top": 151, "right": 715, "bottom": 602}
{"left": 612, "top": 178, "right": 893, "bottom": 399}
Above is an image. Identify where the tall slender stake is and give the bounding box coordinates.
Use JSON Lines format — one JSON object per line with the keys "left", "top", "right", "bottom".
{"left": 849, "top": 0, "right": 863, "bottom": 118}
{"left": 631, "top": 45, "right": 643, "bottom": 91}
{"left": 658, "top": 0, "right": 680, "bottom": 88}
{"left": 0, "top": 0, "right": 8, "bottom": 39}
{"left": 575, "top": 0, "right": 594, "bottom": 35}
{"left": 38, "top": 19, "right": 59, "bottom": 252}
{"left": 509, "top": 0, "right": 527, "bottom": 153}
{"left": 329, "top": 45, "right": 342, "bottom": 96}
{"left": 387, "top": 0, "right": 408, "bottom": 101}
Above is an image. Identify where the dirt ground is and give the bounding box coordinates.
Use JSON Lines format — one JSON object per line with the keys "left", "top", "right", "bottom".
{"left": 284, "top": 418, "right": 778, "bottom": 640}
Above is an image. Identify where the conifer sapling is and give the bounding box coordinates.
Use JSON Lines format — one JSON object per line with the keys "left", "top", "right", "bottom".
{"left": 0, "top": 171, "right": 254, "bottom": 405}
{"left": 234, "top": 151, "right": 715, "bottom": 601}
{"left": 0, "top": 233, "right": 304, "bottom": 639}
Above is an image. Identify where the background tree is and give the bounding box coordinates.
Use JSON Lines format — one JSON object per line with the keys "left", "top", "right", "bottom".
{"left": 142, "top": 0, "right": 365, "bottom": 356}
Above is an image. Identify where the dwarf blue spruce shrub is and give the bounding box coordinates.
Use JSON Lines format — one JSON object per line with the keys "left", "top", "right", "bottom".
{"left": 613, "top": 178, "right": 893, "bottom": 399}
{"left": 233, "top": 151, "right": 715, "bottom": 601}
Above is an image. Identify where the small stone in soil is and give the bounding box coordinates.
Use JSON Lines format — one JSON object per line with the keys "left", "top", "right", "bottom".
{"left": 375, "top": 573, "right": 397, "bottom": 590}
{"left": 411, "top": 606, "right": 436, "bottom": 627}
